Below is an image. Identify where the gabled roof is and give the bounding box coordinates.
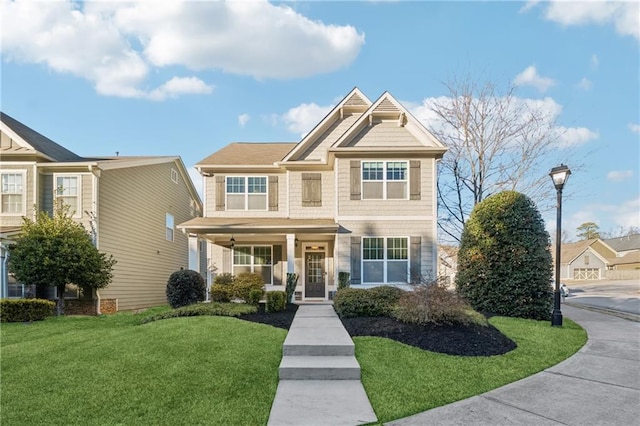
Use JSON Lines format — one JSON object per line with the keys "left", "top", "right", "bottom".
{"left": 197, "top": 142, "right": 297, "bottom": 168}
{"left": 609, "top": 251, "right": 640, "bottom": 266}
{"left": 282, "top": 87, "right": 372, "bottom": 162}
{"left": 556, "top": 239, "right": 617, "bottom": 265}
{"left": 603, "top": 234, "right": 640, "bottom": 252}
{"left": 329, "top": 91, "right": 446, "bottom": 152}
{"left": 1, "top": 112, "right": 83, "bottom": 162}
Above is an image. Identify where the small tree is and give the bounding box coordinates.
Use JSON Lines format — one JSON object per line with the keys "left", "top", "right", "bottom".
{"left": 576, "top": 222, "right": 600, "bottom": 240}
{"left": 8, "top": 207, "right": 116, "bottom": 315}
{"left": 456, "top": 191, "right": 552, "bottom": 320}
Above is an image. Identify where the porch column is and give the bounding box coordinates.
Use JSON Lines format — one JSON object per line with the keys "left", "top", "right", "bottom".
{"left": 188, "top": 234, "right": 199, "bottom": 272}
{"left": 286, "top": 233, "right": 296, "bottom": 274}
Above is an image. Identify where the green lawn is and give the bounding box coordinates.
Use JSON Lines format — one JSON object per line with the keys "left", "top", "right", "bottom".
{"left": 1, "top": 309, "right": 586, "bottom": 426}
{"left": 1, "top": 307, "right": 286, "bottom": 425}
{"left": 356, "top": 316, "right": 587, "bottom": 424}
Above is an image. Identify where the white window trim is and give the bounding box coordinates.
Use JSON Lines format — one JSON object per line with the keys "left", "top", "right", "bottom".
{"left": 225, "top": 176, "right": 268, "bottom": 211}
{"left": 166, "top": 213, "right": 175, "bottom": 242}
{"left": 361, "top": 160, "right": 409, "bottom": 200}
{"left": 361, "top": 236, "right": 410, "bottom": 284}
{"left": 53, "top": 173, "right": 82, "bottom": 218}
{"left": 171, "top": 168, "right": 179, "bottom": 184}
{"left": 232, "top": 245, "right": 273, "bottom": 285}
{"left": 0, "top": 169, "right": 27, "bottom": 216}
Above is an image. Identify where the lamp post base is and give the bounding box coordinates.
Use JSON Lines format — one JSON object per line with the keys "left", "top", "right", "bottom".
{"left": 551, "top": 291, "right": 563, "bottom": 327}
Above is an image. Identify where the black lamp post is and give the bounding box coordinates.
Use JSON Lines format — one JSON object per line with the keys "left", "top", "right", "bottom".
{"left": 550, "top": 164, "right": 571, "bottom": 327}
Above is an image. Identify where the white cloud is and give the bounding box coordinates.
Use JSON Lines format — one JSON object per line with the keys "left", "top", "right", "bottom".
{"left": 576, "top": 77, "right": 592, "bottom": 91}
{"left": 607, "top": 170, "right": 633, "bottom": 182}
{"left": 571, "top": 198, "right": 640, "bottom": 236}
{"left": 591, "top": 54, "right": 599, "bottom": 68}
{"left": 0, "top": 0, "right": 364, "bottom": 99}
{"left": 628, "top": 123, "right": 640, "bottom": 134}
{"left": 514, "top": 66, "right": 556, "bottom": 92}
{"left": 540, "top": 0, "right": 640, "bottom": 41}
{"left": 412, "top": 95, "right": 597, "bottom": 149}
{"left": 519, "top": 1, "right": 541, "bottom": 14}
{"left": 238, "top": 114, "right": 250, "bottom": 127}
{"left": 281, "top": 103, "right": 333, "bottom": 137}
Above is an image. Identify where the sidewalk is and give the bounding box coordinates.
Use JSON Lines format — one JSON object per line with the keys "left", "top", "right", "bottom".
{"left": 388, "top": 305, "right": 640, "bottom": 425}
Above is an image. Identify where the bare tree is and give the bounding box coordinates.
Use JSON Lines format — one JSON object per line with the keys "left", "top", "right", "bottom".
{"left": 601, "top": 225, "right": 640, "bottom": 239}
{"left": 425, "top": 76, "right": 582, "bottom": 243}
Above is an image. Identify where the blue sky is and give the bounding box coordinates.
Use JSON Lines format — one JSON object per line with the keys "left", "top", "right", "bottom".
{"left": 1, "top": 0, "right": 638, "bottom": 240}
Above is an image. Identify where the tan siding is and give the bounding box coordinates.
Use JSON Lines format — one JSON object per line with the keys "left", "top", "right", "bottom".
{"left": 1, "top": 130, "right": 19, "bottom": 148}
{"left": 41, "top": 174, "right": 53, "bottom": 214}
{"left": 0, "top": 164, "right": 34, "bottom": 226}
{"left": 98, "top": 162, "right": 198, "bottom": 311}
{"left": 288, "top": 170, "right": 335, "bottom": 218}
{"left": 345, "top": 121, "right": 424, "bottom": 147}
{"left": 203, "top": 173, "right": 288, "bottom": 218}
{"left": 297, "top": 114, "right": 360, "bottom": 161}
{"left": 337, "top": 157, "right": 434, "bottom": 216}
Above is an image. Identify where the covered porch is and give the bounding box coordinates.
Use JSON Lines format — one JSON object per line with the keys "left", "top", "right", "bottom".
{"left": 178, "top": 218, "right": 340, "bottom": 302}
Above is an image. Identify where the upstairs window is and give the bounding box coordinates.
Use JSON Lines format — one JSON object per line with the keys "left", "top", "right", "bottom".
{"left": 362, "top": 161, "right": 407, "bottom": 200}
{"left": 166, "top": 213, "right": 174, "bottom": 242}
{"left": 1, "top": 171, "right": 25, "bottom": 215}
{"left": 55, "top": 175, "right": 81, "bottom": 217}
{"left": 226, "top": 176, "right": 267, "bottom": 210}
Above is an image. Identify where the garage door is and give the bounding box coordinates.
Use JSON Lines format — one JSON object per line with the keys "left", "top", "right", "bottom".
{"left": 574, "top": 268, "right": 600, "bottom": 280}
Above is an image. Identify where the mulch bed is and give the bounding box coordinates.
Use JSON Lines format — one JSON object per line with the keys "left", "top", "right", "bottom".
{"left": 239, "top": 304, "right": 516, "bottom": 357}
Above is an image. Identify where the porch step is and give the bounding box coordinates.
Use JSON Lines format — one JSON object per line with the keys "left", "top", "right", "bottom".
{"left": 283, "top": 315, "right": 355, "bottom": 356}
{"left": 279, "top": 356, "right": 361, "bottom": 380}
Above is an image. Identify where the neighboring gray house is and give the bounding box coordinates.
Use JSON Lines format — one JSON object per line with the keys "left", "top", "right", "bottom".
{"left": 179, "top": 88, "right": 447, "bottom": 302}
{"left": 556, "top": 239, "right": 617, "bottom": 280}
{"left": 0, "top": 112, "right": 204, "bottom": 311}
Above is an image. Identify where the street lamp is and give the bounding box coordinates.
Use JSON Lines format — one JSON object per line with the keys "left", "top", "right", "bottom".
{"left": 550, "top": 164, "right": 571, "bottom": 327}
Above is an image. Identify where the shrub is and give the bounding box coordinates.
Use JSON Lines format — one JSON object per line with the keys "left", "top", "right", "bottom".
{"left": 285, "top": 273, "right": 299, "bottom": 304}
{"left": 0, "top": 298, "right": 55, "bottom": 322}
{"left": 213, "top": 273, "right": 234, "bottom": 286}
{"left": 248, "top": 288, "right": 263, "bottom": 305}
{"left": 166, "top": 269, "right": 206, "bottom": 309}
{"left": 140, "top": 302, "right": 257, "bottom": 324}
{"left": 266, "top": 291, "right": 286, "bottom": 313}
{"left": 210, "top": 284, "right": 232, "bottom": 302}
{"left": 392, "top": 282, "right": 484, "bottom": 326}
{"left": 456, "top": 191, "right": 553, "bottom": 320}
{"left": 337, "top": 272, "right": 350, "bottom": 289}
{"left": 232, "top": 272, "right": 265, "bottom": 303}
{"left": 333, "top": 286, "right": 405, "bottom": 318}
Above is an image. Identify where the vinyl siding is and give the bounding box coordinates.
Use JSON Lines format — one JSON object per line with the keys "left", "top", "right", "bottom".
{"left": 204, "top": 173, "right": 287, "bottom": 218}
{"left": 296, "top": 113, "right": 360, "bottom": 162}
{"left": 288, "top": 170, "right": 335, "bottom": 218}
{"left": 0, "top": 163, "right": 35, "bottom": 225}
{"left": 337, "top": 157, "right": 434, "bottom": 217}
{"left": 344, "top": 121, "right": 424, "bottom": 147}
{"left": 336, "top": 220, "right": 435, "bottom": 284}
{"left": 97, "top": 161, "right": 199, "bottom": 311}
{"left": 40, "top": 173, "right": 94, "bottom": 231}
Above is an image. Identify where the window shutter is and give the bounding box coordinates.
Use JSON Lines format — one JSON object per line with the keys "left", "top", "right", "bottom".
{"left": 302, "top": 173, "right": 322, "bottom": 207}
{"left": 350, "top": 161, "right": 361, "bottom": 200}
{"left": 215, "top": 176, "right": 225, "bottom": 211}
{"left": 268, "top": 176, "right": 278, "bottom": 211}
{"left": 350, "top": 236, "right": 361, "bottom": 285}
{"left": 273, "top": 245, "right": 283, "bottom": 286}
{"left": 222, "top": 247, "right": 231, "bottom": 274}
{"left": 410, "top": 236, "right": 421, "bottom": 283}
{"left": 410, "top": 161, "right": 421, "bottom": 200}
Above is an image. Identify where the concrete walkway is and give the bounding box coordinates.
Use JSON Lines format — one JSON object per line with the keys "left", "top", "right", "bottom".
{"left": 268, "top": 304, "right": 377, "bottom": 426}
{"left": 388, "top": 305, "right": 640, "bottom": 425}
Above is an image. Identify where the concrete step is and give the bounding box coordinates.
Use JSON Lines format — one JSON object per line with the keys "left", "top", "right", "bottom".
{"left": 283, "top": 322, "right": 355, "bottom": 356}
{"left": 279, "top": 356, "right": 361, "bottom": 380}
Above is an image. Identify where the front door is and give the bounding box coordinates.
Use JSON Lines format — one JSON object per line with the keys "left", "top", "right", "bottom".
{"left": 305, "top": 251, "right": 325, "bottom": 298}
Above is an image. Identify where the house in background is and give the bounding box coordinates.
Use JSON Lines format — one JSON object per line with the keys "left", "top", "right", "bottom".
{"left": 438, "top": 244, "right": 458, "bottom": 286}
{"left": 604, "top": 234, "right": 640, "bottom": 272}
{"left": 0, "top": 112, "right": 204, "bottom": 311}
{"left": 179, "top": 88, "right": 447, "bottom": 302}
{"left": 556, "top": 239, "right": 617, "bottom": 280}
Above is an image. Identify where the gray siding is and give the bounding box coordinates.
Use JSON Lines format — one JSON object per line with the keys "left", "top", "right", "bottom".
{"left": 98, "top": 161, "right": 199, "bottom": 311}
{"left": 344, "top": 121, "right": 424, "bottom": 147}
{"left": 288, "top": 170, "right": 335, "bottom": 219}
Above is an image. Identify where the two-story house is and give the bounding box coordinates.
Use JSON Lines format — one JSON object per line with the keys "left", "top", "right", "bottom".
{"left": 178, "top": 88, "right": 446, "bottom": 302}
{"left": 0, "top": 112, "right": 205, "bottom": 312}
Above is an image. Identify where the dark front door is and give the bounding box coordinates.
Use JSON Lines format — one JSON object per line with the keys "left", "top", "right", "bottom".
{"left": 305, "top": 252, "right": 325, "bottom": 298}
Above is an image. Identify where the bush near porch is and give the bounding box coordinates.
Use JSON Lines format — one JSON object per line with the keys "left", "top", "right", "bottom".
{"left": 210, "top": 272, "right": 265, "bottom": 304}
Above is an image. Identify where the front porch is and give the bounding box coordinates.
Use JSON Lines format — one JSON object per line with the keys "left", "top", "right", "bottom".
{"left": 178, "top": 218, "right": 340, "bottom": 302}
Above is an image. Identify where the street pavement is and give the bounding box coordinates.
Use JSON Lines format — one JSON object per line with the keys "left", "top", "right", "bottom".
{"left": 564, "top": 279, "right": 639, "bottom": 318}
{"left": 388, "top": 304, "right": 640, "bottom": 425}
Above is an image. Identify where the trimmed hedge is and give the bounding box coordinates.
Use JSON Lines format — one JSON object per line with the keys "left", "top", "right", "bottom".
{"left": 333, "top": 286, "right": 405, "bottom": 318}
{"left": 140, "top": 302, "right": 257, "bottom": 324}
{"left": 248, "top": 288, "right": 263, "bottom": 305}
{"left": 166, "top": 269, "right": 206, "bottom": 309}
{"left": 0, "top": 298, "right": 55, "bottom": 322}
{"left": 232, "top": 272, "right": 265, "bottom": 303}
{"left": 210, "top": 284, "right": 232, "bottom": 302}
{"left": 266, "top": 291, "right": 286, "bottom": 313}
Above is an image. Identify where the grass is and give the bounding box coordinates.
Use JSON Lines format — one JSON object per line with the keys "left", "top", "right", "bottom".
{"left": 0, "top": 305, "right": 286, "bottom": 425}
{"left": 1, "top": 307, "right": 587, "bottom": 425}
{"left": 356, "top": 316, "right": 587, "bottom": 424}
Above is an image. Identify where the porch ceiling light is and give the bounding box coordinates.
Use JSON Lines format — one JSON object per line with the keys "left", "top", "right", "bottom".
{"left": 230, "top": 236, "right": 235, "bottom": 248}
